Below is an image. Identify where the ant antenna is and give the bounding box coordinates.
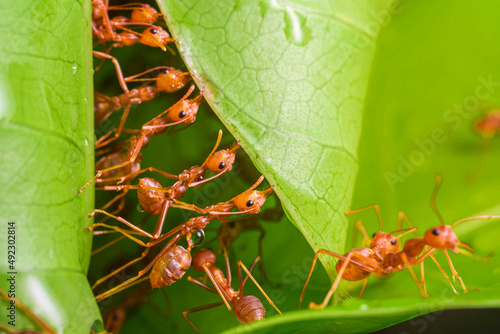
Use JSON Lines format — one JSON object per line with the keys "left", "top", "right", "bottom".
{"left": 452, "top": 215, "right": 500, "bottom": 228}
{"left": 345, "top": 204, "right": 383, "bottom": 231}
{"left": 201, "top": 130, "right": 223, "bottom": 167}
{"left": 373, "top": 227, "right": 417, "bottom": 251}
{"left": 430, "top": 174, "right": 445, "bottom": 225}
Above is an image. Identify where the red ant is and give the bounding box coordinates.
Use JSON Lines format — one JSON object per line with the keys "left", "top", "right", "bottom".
{"left": 298, "top": 227, "right": 415, "bottom": 310}
{"left": 183, "top": 248, "right": 282, "bottom": 332}
{"left": 92, "top": 177, "right": 274, "bottom": 301}
{"left": 95, "top": 83, "right": 200, "bottom": 149}
{"left": 300, "top": 175, "right": 500, "bottom": 309}
{"left": 106, "top": 3, "right": 165, "bottom": 25}
{"left": 346, "top": 202, "right": 459, "bottom": 297}
{"left": 94, "top": 66, "right": 192, "bottom": 128}
{"left": 380, "top": 175, "right": 498, "bottom": 296}
{"left": 214, "top": 198, "right": 284, "bottom": 286}
{"left": 92, "top": 1, "right": 175, "bottom": 53}
{"left": 474, "top": 109, "right": 500, "bottom": 140}
{"left": 88, "top": 130, "right": 240, "bottom": 239}
{"left": 79, "top": 86, "right": 203, "bottom": 194}
{"left": 90, "top": 175, "right": 273, "bottom": 247}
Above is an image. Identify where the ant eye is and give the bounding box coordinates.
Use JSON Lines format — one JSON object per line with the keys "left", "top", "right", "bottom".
{"left": 372, "top": 233, "right": 376, "bottom": 238}
{"left": 150, "top": 28, "right": 158, "bottom": 34}
{"left": 218, "top": 161, "right": 226, "bottom": 170}
{"left": 246, "top": 200, "right": 254, "bottom": 207}
{"left": 391, "top": 240, "right": 397, "bottom": 245}
{"left": 178, "top": 110, "right": 186, "bottom": 118}
{"left": 432, "top": 229, "right": 440, "bottom": 236}
{"left": 161, "top": 69, "right": 169, "bottom": 74}
{"left": 191, "top": 230, "right": 205, "bottom": 246}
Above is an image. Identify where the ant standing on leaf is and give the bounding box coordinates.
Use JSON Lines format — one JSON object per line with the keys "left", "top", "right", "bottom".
{"left": 299, "top": 174, "right": 499, "bottom": 309}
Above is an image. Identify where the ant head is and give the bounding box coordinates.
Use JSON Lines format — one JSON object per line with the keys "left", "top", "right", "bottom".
{"left": 131, "top": 5, "right": 161, "bottom": 23}
{"left": 231, "top": 176, "right": 274, "bottom": 214}
{"left": 168, "top": 92, "right": 203, "bottom": 123}
{"left": 423, "top": 225, "right": 459, "bottom": 252}
{"left": 157, "top": 68, "right": 192, "bottom": 93}
{"left": 92, "top": 4, "right": 105, "bottom": 20}
{"left": 205, "top": 141, "right": 239, "bottom": 174}
{"left": 370, "top": 232, "right": 399, "bottom": 255}
{"left": 234, "top": 295, "right": 265, "bottom": 323}
{"left": 192, "top": 248, "right": 216, "bottom": 272}
{"left": 234, "top": 185, "right": 274, "bottom": 214}
{"left": 140, "top": 26, "right": 171, "bottom": 51}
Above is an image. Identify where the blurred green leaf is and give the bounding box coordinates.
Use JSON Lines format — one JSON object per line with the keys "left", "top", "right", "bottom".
{"left": 0, "top": 0, "right": 100, "bottom": 333}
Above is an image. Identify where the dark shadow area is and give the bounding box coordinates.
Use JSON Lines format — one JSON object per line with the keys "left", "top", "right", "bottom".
{"left": 375, "top": 309, "right": 500, "bottom": 334}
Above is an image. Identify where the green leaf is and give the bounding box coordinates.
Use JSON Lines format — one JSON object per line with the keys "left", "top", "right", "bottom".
{"left": 157, "top": 0, "right": 396, "bottom": 279}
{"left": 0, "top": 0, "right": 101, "bottom": 333}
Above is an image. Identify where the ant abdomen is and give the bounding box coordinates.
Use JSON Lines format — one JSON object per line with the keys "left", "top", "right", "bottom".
{"left": 137, "top": 178, "right": 165, "bottom": 215}
{"left": 150, "top": 245, "right": 192, "bottom": 288}
{"left": 234, "top": 295, "right": 265, "bottom": 323}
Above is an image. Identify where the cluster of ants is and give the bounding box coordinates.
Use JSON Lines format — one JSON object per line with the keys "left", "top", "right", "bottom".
{"left": 83, "top": 1, "right": 283, "bottom": 333}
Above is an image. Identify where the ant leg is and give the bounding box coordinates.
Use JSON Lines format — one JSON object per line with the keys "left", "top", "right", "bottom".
{"left": 238, "top": 260, "right": 282, "bottom": 315}
{"left": 397, "top": 211, "right": 417, "bottom": 231}
{"left": 186, "top": 276, "right": 218, "bottom": 293}
{"left": 443, "top": 250, "right": 468, "bottom": 292}
{"left": 401, "top": 253, "right": 429, "bottom": 298}
{"left": 92, "top": 248, "right": 151, "bottom": 290}
{"left": 345, "top": 204, "right": 383, "bottom": 231}
{"left": 353, "top": 220, "right": 371, "bottom": 248}
{"left": 170, "top": 201, "right": 206, "bottom": 214}
{"left": 91, "top": 214, "right": 150, "bottom": 256}
{"left": 222, "top": 247, "right": 232, "bottom": 286}
{"left": 79, "top": 136, "right": 145, "bottom": 194}
{"left": 420, "top": 261, "right": 428, "bottom": 297}
{"left": 298, "top": 249, "right": 374, "bottom": 310}
{"left": 92, "top": 51, "right": 129, "bottom": 93}
{"left": 110, "top": 167, "right": 179, "bottom": 185}
{"left": 182, "top": 302, "right": 224, "bottom": 334}
{"left": 430, "top": 174, "right": 446, "bottom": 225}
{"left": 309, "top": 252, "right": 355, "bottom": 310}
{"left": 96, "top": 105, "right": 132, "bottom": 148}
{"left": 202, "top": 264, "right": 233, "bottom": 311}
{"left": 152, "top": 201, "right": 170, "bottom": 239}
{"left": 428, "top": 252, "right": 458, "bottom": 294}
{"left": 95, "top": 234, "right": 183, "bottom": 301}
{"left": 358, "top": 277, "right": 369, "bottom": 298}
{"left": 255, "top": 224, "right": 274, "bottom": 286}
{"left": 88, "top": 210, "right": 155, "bottom": 239}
